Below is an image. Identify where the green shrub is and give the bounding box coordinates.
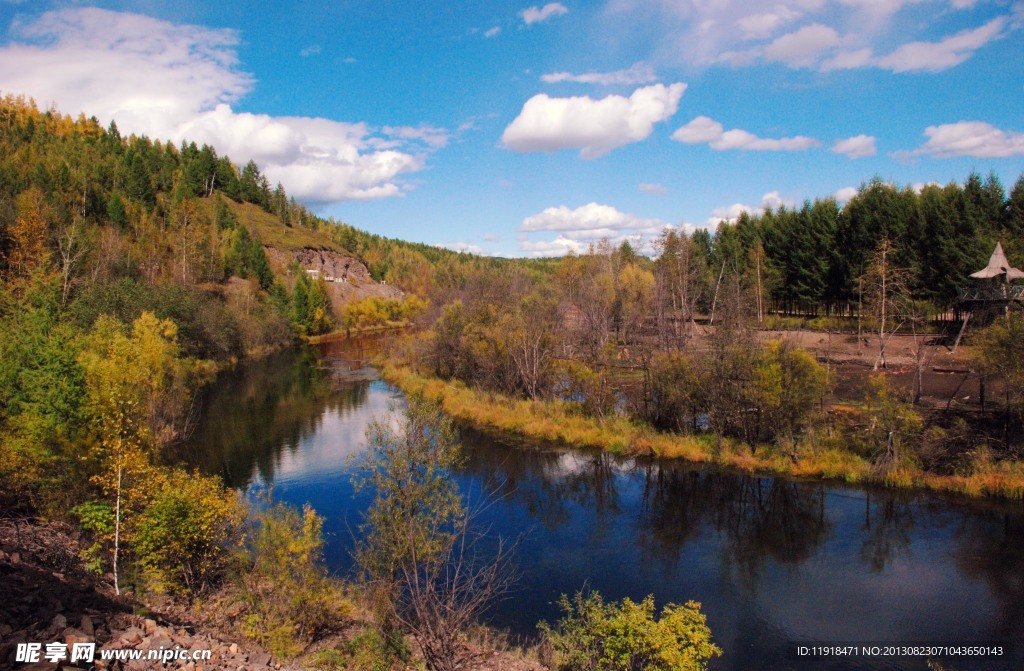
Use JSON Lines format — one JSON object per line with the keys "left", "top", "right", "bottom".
{"left": 71, "top": 499, "right": 115, "bottom": 573}
{"left": 241, "top": 500, "right": 352, "bottom": 658}
{"left": 539, "top": 590, "right": 721, "bottom": 671}
{"left": 311, "top": 627, "right": 410, "bottom": 671}
{"left": 130, "top": 469, "right": 244, "bottom": 594}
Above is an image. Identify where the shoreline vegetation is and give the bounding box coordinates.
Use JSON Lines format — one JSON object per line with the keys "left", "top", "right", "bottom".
{"left": 380, "top": 361, "right": 1024, "bottom": 501}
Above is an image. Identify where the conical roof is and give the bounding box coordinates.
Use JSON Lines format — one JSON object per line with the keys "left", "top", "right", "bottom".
{"left": 970, "top": 242, "right": 1024, "bottom": 280}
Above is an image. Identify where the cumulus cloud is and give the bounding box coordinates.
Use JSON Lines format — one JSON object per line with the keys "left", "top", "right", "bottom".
{"left": 519, "top": 236, "right": 587, "bottom": 257}
{"left": 672, "top": 116, "right": 820, "bottom": 151}
{"left": 0, "top": 8, "right": 433, "bottom": 204}
{"left": 0, "top": 8, "right": 251, "bottom": 135}
{"left": 178, "top": 106, "right": 424, "bottom": 202}
{"left": 541, "top": 62, "right": 657, "bottom": 86}
{"left": 835, "top": 186, "right": 859, "bottom": 202}
{"left": 521, "top": 3, "right": 568, "bottom": 25}
{"left": 502, "top": 83, "right": 686, "bottom": 159}
{"left": 832, "top": 134, "right": 876, "bottom": 158}
{"left": 707, "top": 191, "right": 793, "bottom": 225}
{"left": 441, "top": 241, "right": 497, "bottom": 256}
{"left": 902, "top": 121, "right": 1024, "bottom": 158}
{"left": 519, "top": 202, "right": 670, "bottom": 256}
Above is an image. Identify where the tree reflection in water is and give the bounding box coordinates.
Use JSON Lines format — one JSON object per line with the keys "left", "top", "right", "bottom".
{"left": 177, "top": 334, "right": 390, "bottom": 488}
{"left": 860, "top": 491, "right": 916, "bottom": 572}
{"left": 636, "top": 464, "right": 830, "bottom": 585}
{"left": 182, "top": 344, "right": 1024, "bottom": 669}
{"left": 954, "top": 508, "right": 1024, "bottom": 644}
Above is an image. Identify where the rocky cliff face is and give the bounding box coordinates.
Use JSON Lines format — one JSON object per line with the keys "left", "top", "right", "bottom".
{"left": 265, "top": 247, "right": 404, "bottom": 307}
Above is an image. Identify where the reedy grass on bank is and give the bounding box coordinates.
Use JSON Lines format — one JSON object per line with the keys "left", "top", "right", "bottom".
{"left": 380, "top": 363, "right": 1024, "bottom": 501}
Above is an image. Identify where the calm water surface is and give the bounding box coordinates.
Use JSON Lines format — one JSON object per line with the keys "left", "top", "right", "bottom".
{"left": 180, "top": 336, "right": 1024, "bottom": 671}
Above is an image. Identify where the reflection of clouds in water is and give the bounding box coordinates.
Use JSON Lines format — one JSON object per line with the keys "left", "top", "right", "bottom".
{"left": 254, "top": 381, "right": 402, "bottom": 487}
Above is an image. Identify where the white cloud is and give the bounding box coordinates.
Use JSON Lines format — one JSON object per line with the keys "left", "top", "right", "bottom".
{"left": 484, "top": 26, "right": 502, "bottom": 37}
{"left": 820, "top": 47, "right": 874, "bottom": 70}
{"left": 638, "top": 182, "right": 668, "bottom": 194}
{"left": 823, "top": 16, "right": 1010, "bottom": 73}
{"left": 441, "top": 241, "right": 496, "bottom": 256}
{"left": 832, "top": 134, "right": 876, "bottom": 158}
{"left": 762, "top": 23, "right": 841, "bottom": 67}
{"left": 519, "top": 236, "right": 586, "bottom": 257}
{"left": 875, "top": 16, "right": 1008, "bottom": 72}
{"left": 836, "top": 0, "right": 920, "bottom": 18}
{"left": 179, "top": 106, "right": 425, "bottom": 202}
{"left": 672, "top": 116, "right": 819, "bottom": 151}
{"left": 603, "top": 0, "right": 1015, "bottom": 73}
{"left": 541, "top": 62, "right": 657, "bottom": 86}
{"left": 707, "top": 190, "right": 793, "bottom": 225}
{"left": 737, "top": 7, "right": 803, "bottom": 39}
{"left": 519, "top": 202, "right": 670, "bottom": 255}
{"left": 0, "top": 8, "right": 434, "bottom": 204}
{"left": 380, "top": 124, "right": 451, "bottom": 150}
{"left": 0, "top": 8, "right": 251, "bottom": 135}
{"left": 905, "top": 121, "right": 1024, "bottom": 158}
{"left": 502, "top": 83, "right": 686, "bottom": 159}
{"left": 521, "top": 3, "right": 569, "bottom": 25}
{"left": 300, "top": 44, "right": 321, "bottom": 57}
{"left": 671, "top": 116, "right": 723, "bottom": 144}
{"left": 835, "top": 186, "right": 859, "bottom": 202}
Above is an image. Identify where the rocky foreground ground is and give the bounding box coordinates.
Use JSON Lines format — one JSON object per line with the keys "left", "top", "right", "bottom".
{"left": 0, "top": 519, "right": 543, "bottom": 671}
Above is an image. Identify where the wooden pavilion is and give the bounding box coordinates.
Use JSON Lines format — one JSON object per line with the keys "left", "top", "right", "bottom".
{"left": 953, "top": 242, "right": 1024, "bottom": 348}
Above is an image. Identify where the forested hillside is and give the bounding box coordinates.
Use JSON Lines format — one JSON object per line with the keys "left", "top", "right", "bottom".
{"left": 0, "top": 93, "right": 551, "bottom": 511}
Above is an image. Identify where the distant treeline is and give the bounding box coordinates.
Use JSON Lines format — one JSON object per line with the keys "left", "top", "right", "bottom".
{"left": 705, "top": 174, "right": 1024, "bottom": 315}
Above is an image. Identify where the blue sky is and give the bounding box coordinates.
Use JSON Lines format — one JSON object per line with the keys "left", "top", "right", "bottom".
{"left": 0, "top": 0, "right": 1022, "bottom": 256}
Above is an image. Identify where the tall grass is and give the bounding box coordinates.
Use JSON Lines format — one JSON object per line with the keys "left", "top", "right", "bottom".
{"left": 380, "top": 363, "right": 1024, "bottom": 501}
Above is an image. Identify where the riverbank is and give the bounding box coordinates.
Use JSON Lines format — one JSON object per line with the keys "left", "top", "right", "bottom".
{"left": 0, "top": 517, "right": 546, "bottom": 671}
{"left": 380, "top": 362, "right": 1024, "bottom": 501}
{"left": 304, "top": 322, "right": 409, "bottom": 345}
{"left": 0, "top": 518, "right": 297, "bottom": 671}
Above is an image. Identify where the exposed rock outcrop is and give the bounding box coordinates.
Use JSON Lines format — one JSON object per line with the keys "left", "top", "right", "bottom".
{"left": 264, "top": 247, "right": 403, "bottom": 310}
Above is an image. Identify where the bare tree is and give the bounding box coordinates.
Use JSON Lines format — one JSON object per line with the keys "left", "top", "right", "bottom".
{"left": 654, "top": 230, "right": 705, "bottom": 347}
{"left": 57, "top": 221, "right": 87, "bottom": 307}
{"left": 393, "top": 514, "right": 517, "bottom": 671}
{"left": 860, "top": 238, "right": 912, "bottom": 371}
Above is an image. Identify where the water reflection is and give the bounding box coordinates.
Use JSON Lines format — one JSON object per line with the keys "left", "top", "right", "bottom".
{"left": 181, "top": 339, "right": 1024, "bottom": 671}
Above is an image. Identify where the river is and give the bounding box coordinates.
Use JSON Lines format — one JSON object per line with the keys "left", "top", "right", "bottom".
{"left": 179, "top": 335, "right": 1024, "bottom": 671}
